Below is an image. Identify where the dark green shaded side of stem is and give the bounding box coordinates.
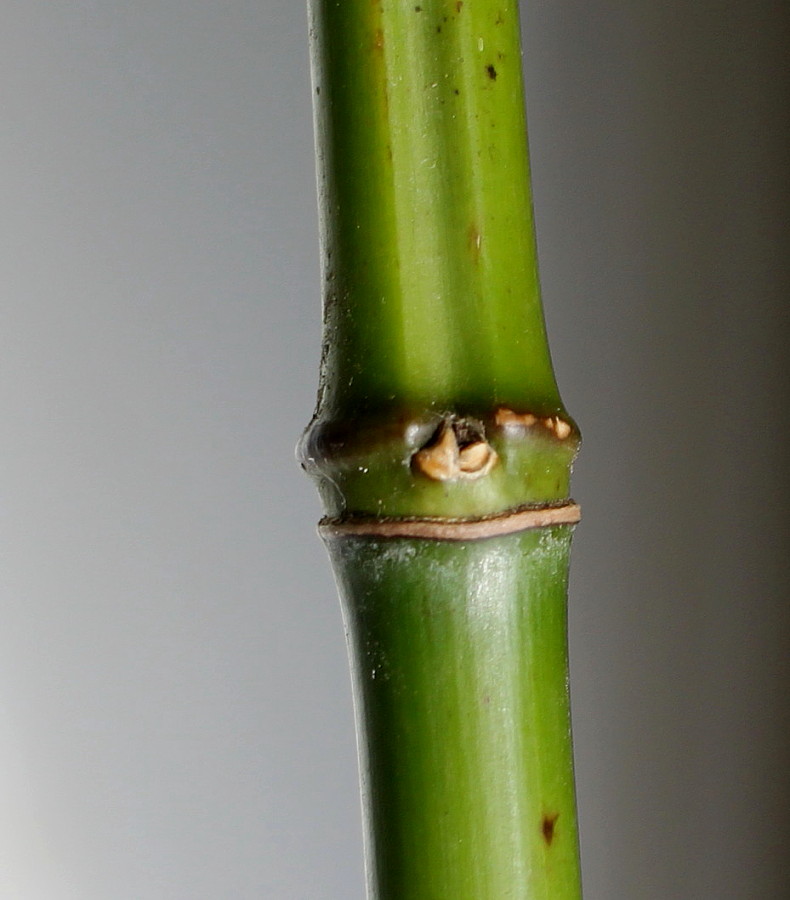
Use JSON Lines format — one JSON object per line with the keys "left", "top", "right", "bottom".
{"left": 327, "top": 527, "right": 581, "bottom": 900}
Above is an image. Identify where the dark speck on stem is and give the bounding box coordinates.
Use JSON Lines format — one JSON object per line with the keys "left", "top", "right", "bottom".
{"left": 542, "top": 813, "right": 559, "bottom": 846}
{"left": 486, "top": 64, "right": 497, "bottom": 80}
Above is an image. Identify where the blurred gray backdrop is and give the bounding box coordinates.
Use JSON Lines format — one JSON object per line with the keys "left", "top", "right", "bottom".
{"left": 0, "top": 1, "right": 787, "bottom": 897}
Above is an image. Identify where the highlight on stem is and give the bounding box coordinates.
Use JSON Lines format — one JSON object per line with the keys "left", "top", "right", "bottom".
{"left": 299, "top": 1, "right": 582, "bottom": 897}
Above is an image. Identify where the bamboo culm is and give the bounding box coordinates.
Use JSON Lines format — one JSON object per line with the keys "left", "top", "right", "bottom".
{"left": 300, "top": 1, "right": 582, "bottom": 897}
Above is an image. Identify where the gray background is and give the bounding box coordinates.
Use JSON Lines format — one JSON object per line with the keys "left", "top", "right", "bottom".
{"left": 1, "top": 1, "right": 787, "bottom": 897}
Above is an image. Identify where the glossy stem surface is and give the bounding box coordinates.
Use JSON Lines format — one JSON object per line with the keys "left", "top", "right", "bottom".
{"left": 304, "top": 1, "right": 583, "bottom": 897}
{"left": 309, "top": 0, "right": 561, "bottom": 422}
{"left": 328, "top": 527, "right": 581, "bottom": 899}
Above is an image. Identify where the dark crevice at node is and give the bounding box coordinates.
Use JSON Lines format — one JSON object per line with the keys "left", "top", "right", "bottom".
{"left": 449, "top": 418, "right": 484, "bottom": 449}
{"left": 486, "top": 64, "right": 497, "bottom": 80}
{"left": 542, "top": 813, "right": 559, "bottom": 846}
{"left": 421, "top": 416, "right": 485, "bottom": 453}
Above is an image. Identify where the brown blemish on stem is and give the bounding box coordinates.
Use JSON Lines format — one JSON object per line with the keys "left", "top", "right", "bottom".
{"left": 486, "top": 64, "right": 497, "bottom": 80}
{"left": 412, "top": 420, "right": 497, "bottom": 482}
{"left": 542, "top": 812, "right": 559, "bottom": 846}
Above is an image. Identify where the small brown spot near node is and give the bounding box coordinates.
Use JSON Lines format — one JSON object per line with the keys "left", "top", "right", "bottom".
{"left": 373, "top": 28, "right": 384, "bottom": 50}
{"left": 495, "top": 408, "right": 537, "bottom": 428}
{"left": 453, "top": 88, "right": 460, "bottom": 95}
{"left": 414, "top": 4, "right": 422, "bottom": 10}
{"left": 456, "top": 0, "right": 463, "bottom": 10}
{"left": 554, "top": 418, "right": 572, "bottom": 439}
{"left": 467, "top": 224, "right": 482, "bottom": 260}
{"left": 542, "top": 813, "right": 559, "bottom": 846}
{"left": 486, "top": 64, "right": 497, "bottom": 80}
{"left": 538, "top": 416, "right": 572, "bottom": 438}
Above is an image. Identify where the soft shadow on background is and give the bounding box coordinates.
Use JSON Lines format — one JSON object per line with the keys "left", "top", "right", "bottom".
{"left": 0, "top": 2, "right": 787, "bottom": 898}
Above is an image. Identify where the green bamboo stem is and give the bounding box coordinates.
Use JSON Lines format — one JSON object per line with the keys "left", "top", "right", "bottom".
{"left": 328, "top": 530, "right": 580, "bottom": 898}
{"left": 300, "top": 1, "right": 581, "bottom": 897}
